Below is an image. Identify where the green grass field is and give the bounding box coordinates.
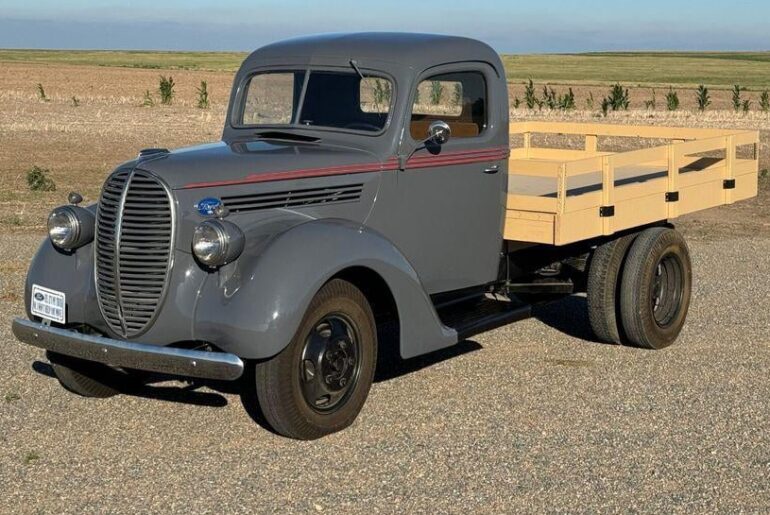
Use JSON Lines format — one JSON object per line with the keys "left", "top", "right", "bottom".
{"left": 502, "top": 52, "right": 770, "bottom": 89}
{"left": 2, "top": 49, "right": 770, "bottom": 89}
{"left": 0, "top": 49, "right": 247, "bottom": 71}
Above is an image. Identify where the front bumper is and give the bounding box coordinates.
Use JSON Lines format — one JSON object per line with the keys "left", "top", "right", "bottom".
{"left": 12, "top": 318, "right": 244, "bottom": 381}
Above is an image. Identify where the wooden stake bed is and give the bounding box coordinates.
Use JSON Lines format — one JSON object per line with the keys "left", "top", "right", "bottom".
{"left": 504, "top": 122, "right": 760, "bottom": 245}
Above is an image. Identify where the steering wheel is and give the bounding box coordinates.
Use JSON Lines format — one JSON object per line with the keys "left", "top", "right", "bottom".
{"left": 344, "top": 122, "right": 381, "bottom": 132}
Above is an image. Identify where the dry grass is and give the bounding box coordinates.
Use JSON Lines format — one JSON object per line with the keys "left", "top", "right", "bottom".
{"left": 0, "top": 63, "right": 767, "bottom": 237}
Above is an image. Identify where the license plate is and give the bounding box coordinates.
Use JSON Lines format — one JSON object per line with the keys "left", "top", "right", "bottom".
{"left": 31, "top": 285, "right": 66, "bottom": 324}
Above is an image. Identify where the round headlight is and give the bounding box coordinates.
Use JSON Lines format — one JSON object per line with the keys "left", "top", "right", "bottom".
{"left": 192, "top": 219, "right": 244, "bottom": 267}
{"left": 48, "top": 207, "right": 81, "bottom": 249}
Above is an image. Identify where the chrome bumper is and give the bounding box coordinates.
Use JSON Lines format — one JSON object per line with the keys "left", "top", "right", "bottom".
{"left": 12, "top": 318, "right": 244, "bottom": 381}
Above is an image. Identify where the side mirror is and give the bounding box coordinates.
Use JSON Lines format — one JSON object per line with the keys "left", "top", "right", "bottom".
{"left": 427, "top": 120, "right": 451, "bottom": 145}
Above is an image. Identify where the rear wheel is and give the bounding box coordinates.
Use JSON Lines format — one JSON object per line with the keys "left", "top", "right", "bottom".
{"left": 586, "top": 233, "right": 637, "bottom": 343}
{"left": 248, "top": 279, "right": 377, "bottom": 440}
{"left": 47, "top": 351, "right": 133, "bottom": 398}
{"left": 619, "top": 227, "right": 692, "bottom": 349}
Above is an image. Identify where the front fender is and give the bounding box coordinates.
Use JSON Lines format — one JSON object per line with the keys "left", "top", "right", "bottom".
{"left": 193, "top": 219, "right": 456, "bottom": 359}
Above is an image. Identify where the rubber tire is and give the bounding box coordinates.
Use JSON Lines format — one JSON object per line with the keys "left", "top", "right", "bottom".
{"left": 619, "top": 227, "right": 692, "bottom": 350}
{"left": 251, "top": 279, "right": 377, "bottom": 440}
{"left": 586, "top": 233, "right": 637, "bottom": 344}
{"left": 47, "top": 351, "right": 129, "bottom": 398}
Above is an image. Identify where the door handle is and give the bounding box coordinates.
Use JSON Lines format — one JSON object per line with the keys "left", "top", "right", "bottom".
{"left": 483, "top": 165, "right": 500, "bottom": 174}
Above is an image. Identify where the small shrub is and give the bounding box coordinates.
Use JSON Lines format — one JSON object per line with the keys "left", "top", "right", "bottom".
{"left": 71, "top": 96, "right": 80, "bottom": 107}
{"left": 600, "top": 97, "right": 610, "bottom": 117}
{"left": 4, "top": 392, "right": 21, "bottom": 402}
{"left": 158, "top": 75, "right": 175, "bottom": 105}
{"left": 643, "top": 89, "right": 657, "bottom": 110}
{"left": 542, "top": 85, "right": 558, "bottom": 110}
{"left": 760, "top": 91, "right": 770, "bottom": 113}
{"left": 142, "top": 90, "right": 155, "bottom": 107}
{"left": 524, "top": 79, "right": 537, "bottom": 109}
{"left": 559, "top": 88, "right": 576, "bottom": 110}
{"left": 586, "top": 92, "right": 595, "bottom": 110}
{"left": 605, "top": 83, "right": 630, "bottom": 111}
{"left": 196, "top": 80, "right": 210, "bottom": 109}
{"left": 696, "top": 85, "right": 710, "bottom": 112}
{"left": 512, "top": 96, "right": 521, "bottom": 109}
{"left": 665, "top": 88, "right": 680, "bottom": 111}
{"left": 26, "top": 166, "right": 56, "bottom": 192}
{"left": 452, "top": 83, "right": 462, "bottom": 106}
{"left": 23, "top": 451, "right": 40, "bottom": 465}
{"left": 429, "top": 80, "right": 443, "bottom": 105}
{"left": 732, "top": 85, "right": 743, "bottom": 112}
{"left": 759, "top": 169, "right": 768, "bottom": 180}
{"left": 36, "top": 83, "right": 49, "bottom": 102}
{"left": 742, "top": 99, "right": 751, "bottom": 114}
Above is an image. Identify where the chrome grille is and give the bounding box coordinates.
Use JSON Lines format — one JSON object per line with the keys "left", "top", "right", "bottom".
{"left": 95, "top": 169, "right": 174, "bottom": 337}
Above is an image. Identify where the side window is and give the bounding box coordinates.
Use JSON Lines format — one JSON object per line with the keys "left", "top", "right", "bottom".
{"left": 410, "top": 71, "right": 486, "bottom": 140}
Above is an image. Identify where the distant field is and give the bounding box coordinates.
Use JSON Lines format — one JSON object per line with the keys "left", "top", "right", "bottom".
{"left": 2, "top": 50, "right": 770, "bottom": 88}
{"left": 503, "top": 52, "right": 770, "bottom": 89}
{"left": 0, "top": 49, "right": 247, "bottom": 71}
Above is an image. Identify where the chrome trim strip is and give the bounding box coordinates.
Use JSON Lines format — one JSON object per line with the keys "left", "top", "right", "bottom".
{"left": 113, "top": 169, "right": 132, "bottom": 334}
{"left": 12, "top": 318, "right": 244, "bottom": 381}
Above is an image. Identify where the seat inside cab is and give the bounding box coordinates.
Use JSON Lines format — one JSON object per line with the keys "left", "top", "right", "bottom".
{"left": 410, "top": 72, "right": 486, "bottom": 140}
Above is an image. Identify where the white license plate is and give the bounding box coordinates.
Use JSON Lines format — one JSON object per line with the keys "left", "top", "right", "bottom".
{"left": 31, "top": 285, "right": 66, "bottom": 324}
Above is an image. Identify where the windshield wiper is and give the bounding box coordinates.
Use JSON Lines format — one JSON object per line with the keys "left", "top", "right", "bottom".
{"left": 253, "top": 131, "right": 321, "bottom": 143}
{"left": 349, "top": 59, "right": 365, "bottom": 80}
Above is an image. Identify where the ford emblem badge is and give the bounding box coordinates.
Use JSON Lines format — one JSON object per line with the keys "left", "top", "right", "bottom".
{"left": 196, "top": 197, "right": 222, "bottom": 216}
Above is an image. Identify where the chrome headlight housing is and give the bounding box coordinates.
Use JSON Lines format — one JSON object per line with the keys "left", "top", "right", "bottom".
{"left": 47, "top": 206, "right": 94, "bottom": 250}
{"left": 192, "top": 219, "right": 245, "bottom": 268}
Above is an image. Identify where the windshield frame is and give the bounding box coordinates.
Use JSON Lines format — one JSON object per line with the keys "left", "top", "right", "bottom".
{"left": 230, "top": 65, "right": 397, "bottom": 137}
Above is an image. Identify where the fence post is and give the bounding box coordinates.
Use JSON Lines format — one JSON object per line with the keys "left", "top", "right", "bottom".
{"left": 585, "top": 134, "right": 597, "bottom": 154}
{"left": 667, "top": 142, "right": 679, "bottom": 219}
{"left": 523, "top": 132, "right": 532, "bottom": 159}
{"left": 725, "top": 135, "right": 736, "bottom": 204}
{"left": 601, "top": 156, "right": 614, "bottom": 235}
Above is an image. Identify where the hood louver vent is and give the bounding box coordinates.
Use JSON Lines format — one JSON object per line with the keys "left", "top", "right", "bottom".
{"left": 221, "top": 184, "right": 363, "bottom": 213}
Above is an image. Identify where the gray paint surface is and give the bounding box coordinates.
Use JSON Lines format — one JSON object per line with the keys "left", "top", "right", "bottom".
{"left": 21, "top": 33, "right": 511, "bottom": 362}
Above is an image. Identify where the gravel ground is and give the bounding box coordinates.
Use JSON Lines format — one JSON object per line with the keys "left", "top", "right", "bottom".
{"left": 1, "top": 231, "right": 769, "bottom": 514}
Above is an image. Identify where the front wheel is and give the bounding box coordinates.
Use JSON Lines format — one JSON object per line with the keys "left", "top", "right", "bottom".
{"left": 248, "top": 279, "right": 377, "bottom": 440}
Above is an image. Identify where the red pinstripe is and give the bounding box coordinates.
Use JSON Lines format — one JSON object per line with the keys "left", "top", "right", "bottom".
{"left": 180, "top": 147, "right": 509, "bottom": 189}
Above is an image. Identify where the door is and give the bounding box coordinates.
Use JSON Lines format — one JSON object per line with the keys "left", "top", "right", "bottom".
{"left": 389, "top": 64, "right": 508, "bottom": 294}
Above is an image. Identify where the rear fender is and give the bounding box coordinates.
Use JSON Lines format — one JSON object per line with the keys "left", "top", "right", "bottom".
{"left": 193, "top": 219, "right": 456, "bottom": 359}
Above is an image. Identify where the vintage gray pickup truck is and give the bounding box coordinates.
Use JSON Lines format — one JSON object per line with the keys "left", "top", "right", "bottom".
{"left": 12, "top": 33, "right": 759, "bottom": 439}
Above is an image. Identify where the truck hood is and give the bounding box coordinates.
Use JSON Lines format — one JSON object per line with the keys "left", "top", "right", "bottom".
{"left": 131, "top": 139, "right": 387, "bottom": 190}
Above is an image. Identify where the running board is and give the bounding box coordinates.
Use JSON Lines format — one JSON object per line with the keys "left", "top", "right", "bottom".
{"left": 437, "top": 297, "right": 532, "bottom": 341}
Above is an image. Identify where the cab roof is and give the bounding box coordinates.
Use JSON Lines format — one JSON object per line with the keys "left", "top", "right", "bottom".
{"left": 243, "top": 32, "right": 504, "bottom": 75}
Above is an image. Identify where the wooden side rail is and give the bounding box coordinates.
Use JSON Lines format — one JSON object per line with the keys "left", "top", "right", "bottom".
{"left": 505, "top": 122, "right": 760, "bottom": 245}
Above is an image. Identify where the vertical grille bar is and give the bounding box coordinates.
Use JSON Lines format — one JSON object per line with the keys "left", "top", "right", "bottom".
{"left": 95, "top": 169, "right": 174, "bottom": 338}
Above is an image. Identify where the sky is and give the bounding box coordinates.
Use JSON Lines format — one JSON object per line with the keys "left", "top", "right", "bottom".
{"left": 0, "top": 0, "right": 768, "bottom": 53}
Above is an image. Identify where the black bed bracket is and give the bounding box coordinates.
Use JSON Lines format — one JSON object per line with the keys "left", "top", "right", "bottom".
{"left": 599, "top": 205, "right": 615, "bottom": 217}
{"left": 665, "top": 191, "right": 680, "bottom": 202}
{"left": 723, "top": 179, "right": 736, "bottom": 190}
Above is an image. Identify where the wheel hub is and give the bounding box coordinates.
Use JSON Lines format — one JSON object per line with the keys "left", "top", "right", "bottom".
{"left": 300, "top": 315, "right": 360, "bottom": 412}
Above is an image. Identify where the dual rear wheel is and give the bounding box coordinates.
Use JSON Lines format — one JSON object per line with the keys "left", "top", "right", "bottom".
{"left": 587, "top": 227, "right": 692, "bottom": 349}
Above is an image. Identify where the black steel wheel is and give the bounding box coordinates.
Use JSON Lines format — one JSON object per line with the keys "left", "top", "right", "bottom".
{"left": 248, "top": 279, "right": 377, "bottom": 440}
{"left": 586, "top": 233, "right": 637, "bottom": 344}
{"left": 620, "top": 227, "right": 692, "bottom": 349}
{"left": 299, "top": 314, "right": 362, "bottom": 412}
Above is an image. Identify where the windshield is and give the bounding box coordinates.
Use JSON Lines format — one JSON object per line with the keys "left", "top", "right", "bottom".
{"left": 238, "top": 70, "right": 393, "bottom": 133}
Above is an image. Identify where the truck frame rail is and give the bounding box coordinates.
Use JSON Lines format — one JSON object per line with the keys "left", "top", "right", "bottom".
{"left": 505, "top": 121, "right": 760, "bottom": 245}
